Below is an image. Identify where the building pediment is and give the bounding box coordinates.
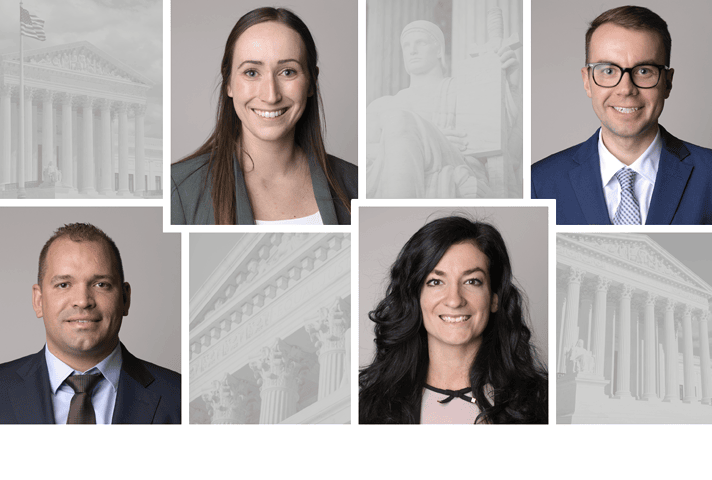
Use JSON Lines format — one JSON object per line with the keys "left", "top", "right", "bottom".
{"left": 558, "top": 233, "right": 712, "bottom": 298}
{"left": 2, "top": 41, "right": 152, "bottom": 86}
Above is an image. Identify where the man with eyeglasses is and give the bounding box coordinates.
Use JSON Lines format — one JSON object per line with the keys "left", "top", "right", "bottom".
{"left": 531, "top": 5, "right": 712, "bottom": 225}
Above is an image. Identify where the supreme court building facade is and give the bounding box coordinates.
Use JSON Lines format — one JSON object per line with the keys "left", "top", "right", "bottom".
{"left": 189, "top": 233, "right": 351, "bottom": 424}
{"left": 0, "top": 41, "right": 162, "bottom": 198}
{"left": 557, "top": 233, "right": 712, "bottom": 423}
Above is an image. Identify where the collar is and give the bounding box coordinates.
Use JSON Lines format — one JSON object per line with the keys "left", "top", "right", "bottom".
{"left": 45, "top": 342, "right": 123, "bottom": 395}
{"left": 598, "top": 128, "right": 662, "bottom": 187}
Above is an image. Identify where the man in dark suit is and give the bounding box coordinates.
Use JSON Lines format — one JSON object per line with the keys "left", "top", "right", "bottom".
{"left": 531, "top": 6, "right": 712, "bottom": 225}
{"left": 0, "top": 223, "right": 180, "bottom": 424}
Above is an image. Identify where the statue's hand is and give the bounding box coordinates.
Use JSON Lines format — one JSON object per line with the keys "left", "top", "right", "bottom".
{"left": 497, "top": 45, "right": 520, "bottom": 89}
{"left": 440, "top": 128, "right": 470, "bottom": 153}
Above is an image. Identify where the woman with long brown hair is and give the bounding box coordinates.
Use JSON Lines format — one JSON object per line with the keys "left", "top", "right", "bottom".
{"left": 171, "top": 7, "right": 356, "bottom": 225}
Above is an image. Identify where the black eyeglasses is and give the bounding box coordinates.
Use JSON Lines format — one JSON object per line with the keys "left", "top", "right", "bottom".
{"left": 586, "top": 63, "right": 671, "bottom": 89}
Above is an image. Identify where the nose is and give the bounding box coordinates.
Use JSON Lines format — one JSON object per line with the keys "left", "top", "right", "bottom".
{"left": 72, "top": 284, "right": 96, "bottom": 310}
{"left": 615, "top": 70, "right": 639, "bottom": 95}
{"left": 260, "top": 74, "right": 282, "bottom": 104}
{"left": 444, "top": 283, "right": 467, "bottom": 308}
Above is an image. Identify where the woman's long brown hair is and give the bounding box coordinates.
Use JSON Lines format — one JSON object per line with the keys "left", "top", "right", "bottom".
{"left": 177, "top": 7, "right": 351, "bottom": 224}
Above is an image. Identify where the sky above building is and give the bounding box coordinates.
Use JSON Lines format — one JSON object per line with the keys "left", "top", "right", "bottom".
{"left": 0, "top": 0, "right": 163, "bottom": 138}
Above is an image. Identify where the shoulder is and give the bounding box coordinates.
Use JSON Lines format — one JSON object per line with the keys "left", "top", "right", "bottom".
{"left": 0, "top": 353, "right": 38, "bottom": 382}
{"left": 327, "top": 155, "right": 358, "bottom": 200}
{"left": 171, "top": 153, "right": 210, "bottom": 187}
{"left": 532, "top": 142, "right": 586, "bottom": 175}
{"left": 138, "top": 358, "right": 181, "bottom": 393}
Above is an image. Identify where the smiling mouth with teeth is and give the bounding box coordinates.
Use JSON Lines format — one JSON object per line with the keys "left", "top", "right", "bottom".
{"left": 439, "top": 315, "right": 471, "bottom": 323}
{"left": 253, "top": 108, "right": 287, "bottom": 119}
{"left": 613, "top": 107, "right": 641, "bottom": 113}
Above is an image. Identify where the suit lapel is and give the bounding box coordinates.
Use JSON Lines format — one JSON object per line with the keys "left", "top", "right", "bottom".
{"left": 112, "top": 344, "right": 160, "bottom": 424}
{"left": 568, "top": 130, "right": 611, "bottom": 225}
{"left": 646, "top": 127, "right": 692, "bottom": 225}
{"left": 10, "top": 349, "right": 56, "bottom": 424}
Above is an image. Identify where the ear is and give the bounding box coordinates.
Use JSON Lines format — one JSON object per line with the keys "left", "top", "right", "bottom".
{"left": 32, "top": 284, "right": 43, "bottom": 318}
{"left": 664, "top": 68, "right": 674, "bottom": 99}
{"left": 226, "top": 83, "right": 233, "bottom": 99}
{"left": 581, "top": 66, "right": 593, "bottom": 99}
{"left": 122, "top": 282, "right": 131, "bottom": 317}
{"left": 490, "top": 293, "right": 499, "bottom": 314}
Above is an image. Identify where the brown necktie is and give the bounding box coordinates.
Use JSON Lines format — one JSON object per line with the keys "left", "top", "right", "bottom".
{"left": 65, "top": 373, "right": 103, "bottom": 424}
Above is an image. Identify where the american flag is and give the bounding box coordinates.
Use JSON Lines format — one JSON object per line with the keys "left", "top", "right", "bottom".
{"left": 20, "top": 6, "right": 46, "bottom": 41}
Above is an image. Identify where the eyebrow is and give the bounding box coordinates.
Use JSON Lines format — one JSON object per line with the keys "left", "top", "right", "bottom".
{"left": 594, "top": 59, "right": 662, "bottom": 66}
{"left": 48, "top": 274, "right": 114, "bottom": 284}
{"left": 430, "top": 267, "right": 486, "bottom": 277}
{"left": 237, "top": 59, "right": 301, "bottom": 68}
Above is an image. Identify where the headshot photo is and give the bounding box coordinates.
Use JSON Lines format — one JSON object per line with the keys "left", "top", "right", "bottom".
{"left": 531, "top": 1, "right": 712, "bottom": 225}
{"left": 171, "top": 0, "right": 357, "bottom": 225}
{"left": 359, "top": 206, "right": 548, "bottom": 424}
{"left": 0, "top": 207, "right": 180, "bottom": 424}
{"left": 366, "top": 0, "right": 523, "bottom": 200}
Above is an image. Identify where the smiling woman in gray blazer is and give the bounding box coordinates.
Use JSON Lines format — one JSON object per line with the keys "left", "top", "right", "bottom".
{"left": 171, "top": 7, "right": 356, "bottom": 225}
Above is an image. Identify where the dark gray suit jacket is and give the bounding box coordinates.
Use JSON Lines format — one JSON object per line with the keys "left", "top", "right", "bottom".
{"left": 171, "top": 152, "right": 357, "bottom": 225}
{"left": 0, "top": 343, "right": 181, "bottom": 424}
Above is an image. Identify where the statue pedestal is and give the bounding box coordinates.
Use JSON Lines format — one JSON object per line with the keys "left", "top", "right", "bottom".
{"left": 557, "top": 373, "right": 609, "bottom": 424}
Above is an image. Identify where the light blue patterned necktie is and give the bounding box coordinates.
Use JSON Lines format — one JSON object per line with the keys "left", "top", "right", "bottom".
{"left": 613, "top": 167, "right": 642, "bottom": 225}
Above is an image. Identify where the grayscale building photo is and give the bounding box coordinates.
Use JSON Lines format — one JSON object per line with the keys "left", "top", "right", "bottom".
{"left": 557, "top": 233, "right": 712, "bottom": 423}
{"left": 189, "top": 233, "right": 351, "bottom": 424}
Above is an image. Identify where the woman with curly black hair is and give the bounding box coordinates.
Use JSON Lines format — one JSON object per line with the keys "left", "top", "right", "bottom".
{"left": 359, "top": 216, "right": 547, "bottom": 424}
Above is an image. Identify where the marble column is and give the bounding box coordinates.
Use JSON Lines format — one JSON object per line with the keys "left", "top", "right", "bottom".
{"left": 1, "top": 86, "right": 11, "bottom": 186}
{"left": 681, "top": 305, "right": 696, "bottom": 403}
{"left": 117, "top": 103, "right": 130, "bottom": 195}
{"left": 21, "top": 87, "right": 33, "bottom": 194}
{"left": 562, "top": 267, "right": 584, "bottom": 360}
{"left": 81, "top": 97, "right": 97, "bottom": 195}
{"left": 662, "top": 299, "right": 679, "bottom": 402}
{"left": 201, "top": 373, "right": 258, "bottom": 424}
{"left": 591, "top": 276, "right": 611, "bottom": 377}
{"left": 642, "top": 292, "right": 658, "bottom": 400}
{"left": 60, "top": 94, "right": 73, "bottom": 189}
{"left": 306, "top": 299, "right": 350, "bottom": 400}
{"left": 134, "top": 104, "right": 146, "bottom": 196}
{"left": 614, "top": 284, "right": 634, "bottom": 399}
{"left": 99, "top": 100, "right": 113, "bottom": 195}
{"left": 697, "top": 311, "right": 712, "bottom": 404}
{"left": 42, "top": 91, "right": 54, "bottom": 173}
{"left": 250, "top": 339, "right": 314, "bottom": 424}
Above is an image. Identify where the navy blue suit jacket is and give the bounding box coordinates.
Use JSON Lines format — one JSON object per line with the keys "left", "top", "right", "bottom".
{"left": 531, "top": 126, "right": 712, "bottom": 225}
{"left": 0, "top": 344, "right": 181, "bottom": 424}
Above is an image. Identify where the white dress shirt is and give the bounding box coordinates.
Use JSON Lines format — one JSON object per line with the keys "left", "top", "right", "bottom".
{"left": 598, "top": 128, "right": 662, "bottom": 225}
{"left": 45, "top": 343, "right": 122, "bottom": 424}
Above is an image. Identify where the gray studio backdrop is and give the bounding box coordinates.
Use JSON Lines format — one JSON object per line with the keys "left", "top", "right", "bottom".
{"left": 171, "top": 0, "right": 357, "bottom": 166}
{"left": 0, "top": 207, "right": 181, "bottom": 373}
{"left": 359, "top": 206, "right": 548, "bottom": 368}
{"left": 532, "top": 0, "right": 712, "bottom": 164}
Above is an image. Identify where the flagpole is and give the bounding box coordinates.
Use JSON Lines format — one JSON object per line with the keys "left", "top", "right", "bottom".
{"left": 17, "top": 0, "right": 26, "bottom": 198}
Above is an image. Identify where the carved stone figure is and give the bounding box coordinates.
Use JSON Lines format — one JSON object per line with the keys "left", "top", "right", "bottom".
{"left": 42, "top": 161, "right": 61, "bottom": 185}
{"left": 567, "top": 339, "right": 595, "bottom": 374}
{"left": 367, "top": 16, "right": 519, "bottom": 199}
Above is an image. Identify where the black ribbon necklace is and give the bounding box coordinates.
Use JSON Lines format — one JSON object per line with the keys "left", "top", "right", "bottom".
{"left": 425, "top": 384, "right": 477, "bottom": 405}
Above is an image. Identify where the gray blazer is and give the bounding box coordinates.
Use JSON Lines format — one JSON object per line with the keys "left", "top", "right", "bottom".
{"left": 171, "top": 152, "right": 357, "bottom": 225}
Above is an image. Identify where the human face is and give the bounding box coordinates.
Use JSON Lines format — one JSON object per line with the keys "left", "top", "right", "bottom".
{"left": 581, "top": 23, "right": 673, "bottom": 146}
{"left": 420, "top": 242, "right": 498, "bottom": 353}
{"left": 32, "top": 238, "right": 130, "bottom": 370}
{"left": 227, "top": 21, "right": 312, "bottom": 147}
{"left": 401, "top": 30, "right": 441, "bottom": 75}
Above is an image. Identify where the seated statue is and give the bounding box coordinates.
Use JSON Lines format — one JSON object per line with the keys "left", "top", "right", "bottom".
{"left": 42, "top": 161, "right": 62, "bottom": 185}
{"left": 367, "top": 20, "right": 519, "bottom": 198}
{"left": 567, "top": 339, "right": 595, "bottom": 374}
